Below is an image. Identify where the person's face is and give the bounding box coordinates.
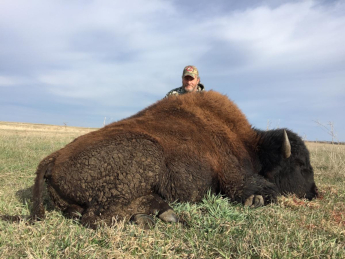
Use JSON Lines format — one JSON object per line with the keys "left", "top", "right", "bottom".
{"left": 182, "top": 75, "right": 200, "bottom": 93}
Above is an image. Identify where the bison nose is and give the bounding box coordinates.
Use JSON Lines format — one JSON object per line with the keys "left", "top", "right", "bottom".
{"left": 311, "top": 184, "right": 319, "bottom": 198}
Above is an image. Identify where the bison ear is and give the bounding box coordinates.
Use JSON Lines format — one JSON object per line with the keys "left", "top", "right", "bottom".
{"left": 282, "top": 129, "right": 291, "bottom": 158}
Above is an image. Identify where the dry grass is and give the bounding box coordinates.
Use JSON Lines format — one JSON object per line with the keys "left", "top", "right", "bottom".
{"left": 0, "top": 122, "right": 344, "bottom": 258}
{"left": 0, "top": 121, "right": 96, "bottom": 134}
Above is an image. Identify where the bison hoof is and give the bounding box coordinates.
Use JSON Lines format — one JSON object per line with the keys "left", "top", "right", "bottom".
{"left": 244, "top": 195, "right": 264, "bottom": 208}
{"left": 159, "top": 209, "right": 178, "bottom": 223}
{"left": 131, "top": 214, "right": 155, "bottom": 229}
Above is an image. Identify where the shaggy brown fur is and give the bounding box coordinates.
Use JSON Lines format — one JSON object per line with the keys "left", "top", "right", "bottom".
{"left": 31, "top": 91, "right": 317, "bottom": 228}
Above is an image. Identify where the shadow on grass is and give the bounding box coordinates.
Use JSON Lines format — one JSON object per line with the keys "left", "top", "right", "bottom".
{"left": 15, "top": 185, "right": 33, "bottom": 204}
{"left": 0, "top": 184, "right": 55, "bottom": 224}
{"left": 15, "top": 184, "right": 55, "bottom": 211}
{"left": 0, "top": 214, "right": 26, "bottom": 223}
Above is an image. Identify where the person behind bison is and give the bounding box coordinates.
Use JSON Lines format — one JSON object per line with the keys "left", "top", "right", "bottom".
{"left": 165, "top": 65, "right": 205, "bottom": 97}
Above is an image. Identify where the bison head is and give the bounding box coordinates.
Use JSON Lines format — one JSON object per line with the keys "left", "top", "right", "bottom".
{"left": 255, "top": 129, "right": 318, "bottom": 200}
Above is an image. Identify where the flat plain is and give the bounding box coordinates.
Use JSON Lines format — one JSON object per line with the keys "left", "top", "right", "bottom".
{"left": 0, "top": 121, "right": 344, "bottom": 258}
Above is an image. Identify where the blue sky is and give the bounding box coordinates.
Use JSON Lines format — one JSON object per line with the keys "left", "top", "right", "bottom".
{"left": 1, "top": 0, "right": 344, "bottom": 141}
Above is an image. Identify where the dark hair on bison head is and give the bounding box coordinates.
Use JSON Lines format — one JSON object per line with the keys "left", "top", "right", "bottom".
{"left": 255, "top": 128, "right": 318, "bottom": 200}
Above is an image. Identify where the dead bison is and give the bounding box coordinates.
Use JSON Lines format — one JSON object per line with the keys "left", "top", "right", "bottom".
{"left": 31, "top": 91, "right": 318, "bottom": 228}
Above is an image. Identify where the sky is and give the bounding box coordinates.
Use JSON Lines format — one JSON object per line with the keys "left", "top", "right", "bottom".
{"left": 1, "top": 0, "right": 344, "bottom": 142}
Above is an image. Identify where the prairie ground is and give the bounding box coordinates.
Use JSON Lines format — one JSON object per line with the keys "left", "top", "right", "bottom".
{"left": 0, "top": 122, "right": 344, "bottom": 258}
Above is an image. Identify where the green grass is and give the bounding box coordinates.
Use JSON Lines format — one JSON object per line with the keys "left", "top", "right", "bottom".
{"left": 0, "top": 123, "right": 344, "bottom": 258}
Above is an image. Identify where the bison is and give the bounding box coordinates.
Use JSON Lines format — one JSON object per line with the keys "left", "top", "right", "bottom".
{"left": 31, "top": 91, "right": 318, "bottom": 228}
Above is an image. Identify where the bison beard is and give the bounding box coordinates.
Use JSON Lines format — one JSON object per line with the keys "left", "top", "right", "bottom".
{"left": 31, "top": 91, "right": 318, "bottom": 228}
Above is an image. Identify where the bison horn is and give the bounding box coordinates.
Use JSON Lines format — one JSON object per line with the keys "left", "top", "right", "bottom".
{"left": 282, "top": 129, "right": 291, "bottom": 158}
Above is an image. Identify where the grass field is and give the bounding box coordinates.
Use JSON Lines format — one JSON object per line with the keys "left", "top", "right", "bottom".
{"left": 0, "top": 121, "right": 344, "bottom": 258}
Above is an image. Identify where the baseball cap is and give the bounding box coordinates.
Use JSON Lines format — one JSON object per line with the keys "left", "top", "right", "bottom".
{"left": 182, "top": 65, "right": 199, "bottom": 79}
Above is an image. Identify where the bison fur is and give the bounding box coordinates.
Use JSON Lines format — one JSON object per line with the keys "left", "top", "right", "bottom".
{"left": 31, "top": 91, "right": 318, "bottom": 228}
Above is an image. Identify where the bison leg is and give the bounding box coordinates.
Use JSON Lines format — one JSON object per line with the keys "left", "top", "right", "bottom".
{"left": 241, "top": 175, "right": 279, "bottom": 205}
{"left": 46, "top": 183, "right": 86, "bottom": 219}
{"left": 244, "top": 195, "right": 264, "bottom": 207}
{"left": 80, "top": 203, "right": 136, "bottom": 229}
{"left": 63, "top": 204, "right": 85, "bottom": 219}
{"left": 80, "top": 194, "right": 177, "bottom": 229}
{"left": 128, "top": 194, "right": 178, "bottom": 226}
{"left": 130, "top": 214, "right": 155, "bottom": 229}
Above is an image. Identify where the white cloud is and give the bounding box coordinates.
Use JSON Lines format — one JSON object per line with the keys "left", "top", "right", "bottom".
{"left": 0, "top": 76, "right": 31, "bottom": 86}
{"left": 201, "top": 0, "right": 345, "bottom": 73}
{"left": 1, "top": 0, "right": 344, "bottom": 91}
{"left": 0, "top": 76, "right": 17, "bottom": 86}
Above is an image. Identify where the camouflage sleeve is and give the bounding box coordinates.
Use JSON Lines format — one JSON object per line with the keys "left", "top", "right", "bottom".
{"left": 165, "top": 87, "right": 183, "bottom": 98}
{"left": 198, "top": 83, "right": 205, "bottom": 92}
